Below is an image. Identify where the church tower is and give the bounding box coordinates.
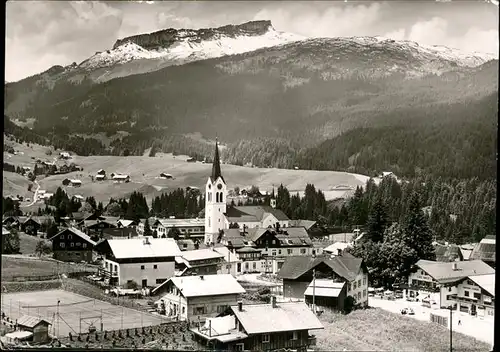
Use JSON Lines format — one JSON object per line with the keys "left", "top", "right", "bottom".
{"left": 204, "top": 139, "right": 227, "bottom": 244}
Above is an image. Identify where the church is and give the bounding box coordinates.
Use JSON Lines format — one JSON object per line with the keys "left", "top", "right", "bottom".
{"left": 204, "top": 140, "right": 291, "bottom": 245}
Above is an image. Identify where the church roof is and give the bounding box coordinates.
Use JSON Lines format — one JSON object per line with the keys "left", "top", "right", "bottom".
{"left": 210, "top": 140, "right": 225, "bottom": 184}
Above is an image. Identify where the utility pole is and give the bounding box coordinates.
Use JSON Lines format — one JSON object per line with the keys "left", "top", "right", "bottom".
{"left": 312, "top": 269, "right": 316, "bottom": 314}
{"left": 449, "top": 306, "right": 453, "bottom": 352}
{"left": 57, "top": 300, "right": 60, "bottom": 337}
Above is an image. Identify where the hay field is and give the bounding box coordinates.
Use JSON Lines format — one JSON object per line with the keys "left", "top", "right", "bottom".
{"left": 3, "top": 140, "right": 370, "bottom": 203}
{"left": 1, "top": 289, "right": 165, "bottom": 337}
{"left": 315, "top": 308, "right": 490, "bottom": 352}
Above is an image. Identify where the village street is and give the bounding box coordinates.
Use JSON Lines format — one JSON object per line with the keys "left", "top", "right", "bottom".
{"left": 369, "top": 297, "right": 494, "bottom": 346}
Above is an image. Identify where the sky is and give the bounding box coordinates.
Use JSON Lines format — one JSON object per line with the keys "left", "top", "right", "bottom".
{"left": 5, "top": 0, "right": 499, "bottom": 82}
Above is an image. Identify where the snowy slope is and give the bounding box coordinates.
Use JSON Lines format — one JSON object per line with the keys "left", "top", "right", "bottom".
{"left": 79, "top": 27, "right": 305, "bottom": 70}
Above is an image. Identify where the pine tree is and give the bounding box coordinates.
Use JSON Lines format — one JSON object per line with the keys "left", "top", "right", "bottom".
{"left": 402, "top": 192, "right": 436, "bottom": 260}
{"left": 144, "top": 219, "right": 153, "bottom": 237}
{"left": 366, "top": 196, "right": 389, "bottom": 243}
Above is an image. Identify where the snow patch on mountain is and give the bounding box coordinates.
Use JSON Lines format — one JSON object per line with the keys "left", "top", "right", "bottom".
{"left": 79, "top": 28, "right": 304, "bottom": 70}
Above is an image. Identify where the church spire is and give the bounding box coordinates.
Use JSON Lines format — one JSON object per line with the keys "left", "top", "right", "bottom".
{"left": 211, "top": 138, "right": 224, "bottom": 183}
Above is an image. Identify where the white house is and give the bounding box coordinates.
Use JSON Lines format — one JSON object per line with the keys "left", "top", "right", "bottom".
{"left": 407, "top": 259, "right": 495, "bottom": 308}
{"left": 95, "top": 174, "right": 106, "bottom": 181}
{"left": 151, "top": 274, "right": 246, "bottom": 322}
{"left": 95, "top": 237, "right": 181, "bottom": 288}
{"left": 154, "top": 218, "right": 205, "bottom": 239}
{"left": 451, "top": 273, "right": 495, "bottom": 319}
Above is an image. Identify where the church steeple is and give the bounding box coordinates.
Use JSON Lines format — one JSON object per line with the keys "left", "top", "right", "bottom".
{"left": 211, "top": 138, "right": 224, "bottom": 183}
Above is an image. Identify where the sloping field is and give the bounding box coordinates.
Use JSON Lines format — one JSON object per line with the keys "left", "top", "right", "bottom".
{"left": 1, "top": 289, "right": 165, "bottom": 337}
{"left": 3, "top": 140, "right": 370, "bottom": 203}
{"left": 315, "top": 308, "right": 490, "bottom": 352}
{"left": 2, "top": 171, "right": 33, "bottom": 199}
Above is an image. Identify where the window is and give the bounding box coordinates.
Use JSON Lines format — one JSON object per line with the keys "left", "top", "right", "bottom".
{"left": 272, "top": 251, "right": 277, "bottom": 256}
{"left": 235, "top": 343, "right": 244, "bottom": 351}
{"left": 76, "top": 242, "right": 81, "bottom": 247}
{"left": 141, "top": 265, "right": 145, "bottom": 270}
{"left": 448, "top": 287, "right": 452, "bottom": 292}
{"left": 226, "top": 264, "right": 231, "bottom": 269}
{"left": 363, "top": 289, "right": 367, "bottom": 297}
{"left": 153, "top": 265, "right": 158, "bottom": 269}
{"left": 288, "top": 249, "right": 293, "bottom": 255}
{"left": 217, "top": 305, "right": 228, "bottom": 313}
{"left": 262, "top": 334, "right": 270, "bottom": 343}
{"left": 357, "top": 292, "right": 361, "bottom": 300}
{"left": 363, "top": 277, "right": 366, "bottom": 285}
{"left": 278, "top": 250, "right": 282, "bottom": 255}
{"left": 182, "top": 306, "right": 186, "bottom": 314}
{"left": 357, "top": 279, "right": 361, "bottom": 287}
{"left": 245, "top": 262, "right": 249, "bottom": 269}
{"left": 68, "top": 234, "right": 72, "bottom": 240}
{"left": 292, "top": 331, "right": 298, "bottom": 340}
{"left": 253, "top": 262, "right": 256, "bottom": 269}
{"left": 114, "top": 265, "right": 118, "bottom": 272}
{"left": 60, "top": 243, "right": 65, "bottom": 248}
{"left": 70, "top": 242, "right": 74, "bottom": 247}
{"left": 353, "top": 282, "right": 357, "bottom": 290}
{"left": 60, "top": 235, "right": 64, "bottom": 239}
{"left": 300, "top": 248, "right": 306, "bottom": 254}
{"left": 82, "top": 243, "right": 87, "bottom": 248}
{"left": 348, "top": 283, "right": 351, "bottom": 291}
{"left": 473, "top": 292, "right": 481, "bottom": 300}
{"left": 194, "top": 307, "right": 207, "bottom": 315}
{"left": 464, "top": 291, "right": 469, "bottom": 297}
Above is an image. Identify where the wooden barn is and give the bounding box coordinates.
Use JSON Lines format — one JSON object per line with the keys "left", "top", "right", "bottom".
{"left": 16, "top": 315, "right": 52, "bottom": 343}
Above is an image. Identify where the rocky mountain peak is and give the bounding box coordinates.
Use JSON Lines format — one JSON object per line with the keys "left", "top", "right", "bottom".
{"left": 112, "top": 20, "right": 274, "bottom": 51}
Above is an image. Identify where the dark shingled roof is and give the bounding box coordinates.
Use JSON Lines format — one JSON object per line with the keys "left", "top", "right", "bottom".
{"left": 278, "top": 254, "right": 363, "bottom": 282}
{"left": 17, "top": 315, "right": 51, "bottom": 328}
{"left": 434, "top": 244, "right": 464, "bottom": 262}
{"left": 470, "top": 236, "right": 496, "bottom": 263}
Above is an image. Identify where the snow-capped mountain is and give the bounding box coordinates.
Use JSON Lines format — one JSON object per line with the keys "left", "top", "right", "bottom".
{"left": 79, "top": 20, "right": 304, "bottom": 70}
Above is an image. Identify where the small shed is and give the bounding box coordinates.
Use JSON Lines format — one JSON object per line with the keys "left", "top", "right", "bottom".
{"left": 16, "top": 315, "right": 52, "bottom": 343}
{"left": 160, "top": 173, "right": 173, "bottom": 179}
{"left": 97, "top": 169, "right": 106, "bottom": 175}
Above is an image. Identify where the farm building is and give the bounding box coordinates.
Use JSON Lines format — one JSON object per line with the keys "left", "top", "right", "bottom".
{"left": 160, "top": 173, "right": 174, "bottom": 179}
{"left": 112, "top": 174, "right": 130, "bottom": 183}
{"left": 59, "top": 152, "right": 71, "bottom": 159}
{"left": 406, "top": 259, "right": 495, "bottom": 309}
{"left": 434, "top": 243, "right": 464, "bottom": 262}
{"left": 94, "top": 237, "right": 181, "bottom": 287}
{"left": 48, "top": 227, "right": 97, "bottom": 262}
{"left": 278, "top": 253, "right": 369, "bottom": 308}
{"left": 97, "top": 169, "right": 106, "bottom": 175}
{"left": 152, "top": 274, "right": 245, "bottom": 323}
{"left": 304, "top": 279, "right": 348, "bottom": 312}
{"left": 20, "top": 216, "right": 42, "bottom": 236}
{"left": 100, "top": 227, "right": 137, "bottom": 240}
{"left": 175, "top": 248, "right": 225, "bottom": 276}
{"left": 69, "top": 179, "right": 82, "bottom": 187}
{"left": 191, "top": 300, "right": 323, "bottom": 351}
{"left": 95, "top": 174, "right": 106, "bottom": 181}
{"left": 16, "top": 315, "right": 52, "bottom": 343}
{"left": 470, "top": 236, "right": 496, "bottom": 268}
{"left": 72, "top": 195, "right": 85, "bottom": 201}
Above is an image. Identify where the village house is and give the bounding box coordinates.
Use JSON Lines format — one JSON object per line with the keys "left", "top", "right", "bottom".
{"left": 450, "top": 273, "right": 495, "bottom": 319}
{"left": 117, "top": 219, "right": 137, "bottom": 228}
{"left": 191, "top": 299, "right": 323, "bottom": 352}
{"left": 97, "top": 169, "right": 106, "bottom": 176}
{"left": 433, "top": 243, "right": 464, "bottom": 262}
{"left": 13, "top": 315, "right": 52, "bottom": 343}
{"left": 99, "top": 227, "right": 137, "bottom": 241}
{"left": 59, "top": 152, "right": 71, "bottom": 159}
{"left": 160, "top": 172, "right": 174, "bottom": 179}
{"left": 177, "top": 239, "right": 199, "bottom": 251}
{"left": 69, "top": 179, "right": 82, "bottom": 187}
{"left": 175, "top": 248, "right": 225, "bottom": 276}
{"left": 303, "top": 280, "right": 349, "bottom": 312}
{"left": 82, "top": 219, "right": 118, "bottom": 236}
{"left": 72, "top": 195, "right": 85, "bottom": 202}
{"left": 405, "top": 259, "right": 495, "bottom": 309}
{"left": 153, "top": 218, "right": 205, "bottom": 239}
{"left": 95, "top": 174, "right": 106, "bottom": 181}
{"left": 220, "top": 226, "right": 314, "bottom": 274}
{"left": 151, "top": 274, "right": 245, "bottom": 322}
{"left": 48, "top": 227, "right": 97, "bottom": 263}
{"left": 112, "top": 174, "right": 130, "bottom": 183}
{"left": 94, "top": 237, "right": 181, "bottom": 288}
{"left": 278, "top": 253, "right": 369, "bottom": 309}
{"left": 135, "top": 217, "right": 158, "bottom": 236}
{"left": 20, "top": 216, "right": 42, "bottom": 236}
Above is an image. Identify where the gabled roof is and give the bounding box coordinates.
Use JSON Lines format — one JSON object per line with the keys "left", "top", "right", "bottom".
{"left": 225, "top": 206, "right": 290, "bottom": 223}
{"left": 289, "top": 220, "right": 317, "bottom": 230}
{"left": 17, "top": 315, "right": 52, "bottom": 328}
{"left": 304, "top": 280, "right": 346, "bottom": 298}
{"left": 434, "top": 244, "right": 463, "bottom": 262}
{"left": 154, "top": 274, "right": 245, "bottom": 297}
{"left": 48, "top": 227, "right": 97, "bottom": 246}
{"left": 328, "top": 233, "right": 356, "bottom": 243}
{"left": 465, "top": 274, "right": 495, "bottom": 297}
{"left": 210, "top": 140, "right": 225, "bottom": 184}
{"left": 416, "top": 259, "right": 495, "bottom": 283}
{"left": 246, "top": 227, "right": 313, "bottom": 246}
{"left": 236, "top": 246, "right": 262, "bottom": 253}
{"left": 230, "top": 302, "right": 323, "bottom": 334}
{"left": 180, "top": 248, "right": 224, "bottom": 262}
{"left": 278, "top": 254, "right": 363, "bottom": 282}
{"left": 104, "top": 237, "right": 181, "bottom": 259}
{"left": 470, "top": 236, "right": 495, "bottom": 263}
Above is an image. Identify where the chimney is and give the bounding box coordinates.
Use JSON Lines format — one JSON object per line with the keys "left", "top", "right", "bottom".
{"left": 271, "top": 296, "right": 277, "bottom": 308}
{"left": 238, "top": 301, "right": 243, "bottom": 312}
{"left": 452, "top": 262, "right": 458, "bottom": 271}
